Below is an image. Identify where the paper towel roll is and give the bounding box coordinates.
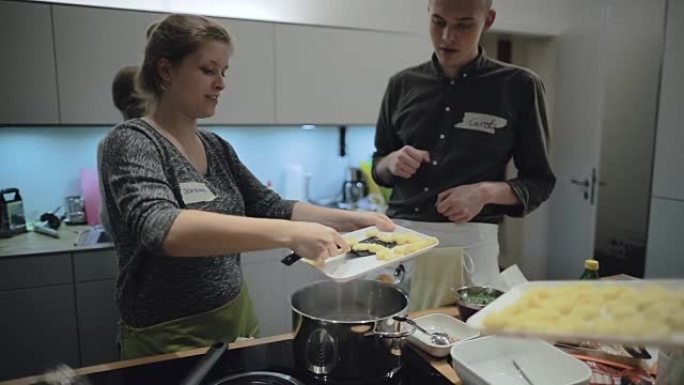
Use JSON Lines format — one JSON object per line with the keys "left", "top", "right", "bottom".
{"left": 282, "top": 164, "right": 306, "bottom": 201}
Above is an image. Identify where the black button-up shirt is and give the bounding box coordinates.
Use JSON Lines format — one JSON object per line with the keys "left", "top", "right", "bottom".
{"left": 372, "top": 50, "right": 556, "bottom": 224}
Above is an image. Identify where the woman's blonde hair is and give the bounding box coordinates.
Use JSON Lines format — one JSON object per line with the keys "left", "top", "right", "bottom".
{"left": 138, "top": 14, "right": 232, "bottom": 102}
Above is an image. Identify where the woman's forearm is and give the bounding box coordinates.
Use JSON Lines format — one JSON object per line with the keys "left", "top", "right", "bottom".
{"left": 161, "top": 210, "right": 295, "bottom": 257}
{"left": 291, "top": 202, "right": 396, "bottom": 233}
{"left": 291, "top": 202, "right": 357, "bottom": 232}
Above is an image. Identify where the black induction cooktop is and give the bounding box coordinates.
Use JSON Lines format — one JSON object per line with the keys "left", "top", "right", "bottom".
{"left": 77, "top": 340, "right": 452, "bottom": 385}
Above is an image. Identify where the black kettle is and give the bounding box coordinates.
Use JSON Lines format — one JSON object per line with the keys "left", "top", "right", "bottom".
{"left": 0, "top": 188, "right": 27, "bottom": 238}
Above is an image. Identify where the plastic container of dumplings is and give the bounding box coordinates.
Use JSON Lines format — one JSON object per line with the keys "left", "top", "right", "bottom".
{"left": 467, "top": 280, "right": 684, "bottom": 348}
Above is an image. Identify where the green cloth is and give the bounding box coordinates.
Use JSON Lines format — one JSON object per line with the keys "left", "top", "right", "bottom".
{"left": 120, "top": 284, "right": 259, "bottom": 360}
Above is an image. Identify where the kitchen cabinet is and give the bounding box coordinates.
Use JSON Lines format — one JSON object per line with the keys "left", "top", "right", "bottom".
{"left": 0, "top": 249, "right": 120, "bottom": 380}
{"left": 274, "top": 24, "right": 430, "bottom": 124}
{"left": 0, "top": 253, "right": 72, "bottom": 291}
{"left": 242, "top": 248, "right": 326, "bottom": 336}
{"left": 0, "top": 286, "right": 80, "bottom": 381}
{"left": 202, "top": 20, "right": 276, "bottom": 125}
{"left": 76, "top": 279, "right": 118, "bottom": 365}
{"left": 242, "top": 249, "right": 288, "bottom": 337}
{"left": 52, "top": 6, "right": 275, "bottom": 125}
{"left": 73, "top": 249, "right": 118, "bottom": 281}
{"left": 0, "top": 1, "right": 60, "bottom": 124}
{"left": 4, "top": 2, "right": 432, "bottom": 126}
{"left": 74, "top": 249, "right": 119, "bottom": 365}
{"left": 0, "top": 253, "right": 79, "bottom": 382}
{"left": 52, "top": 6, "right": 160, "bottom": 124}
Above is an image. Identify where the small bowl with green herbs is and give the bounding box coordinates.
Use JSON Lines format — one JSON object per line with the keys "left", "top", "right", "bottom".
{"left": 454, "top": 286, "right": 505, "bottom": 321}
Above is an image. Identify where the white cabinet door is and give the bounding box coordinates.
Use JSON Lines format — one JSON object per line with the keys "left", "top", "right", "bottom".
{"left": 0, "top": 1, "right": 59, "bottom": 124}
{"left": 274, "top": 25, "right": 430, "bottom": 124}
{"left": 52, "top": 5, "right": 161, "bottom": 124}
{"left": 202, "top": 20, "right": 275, "bottom": 125}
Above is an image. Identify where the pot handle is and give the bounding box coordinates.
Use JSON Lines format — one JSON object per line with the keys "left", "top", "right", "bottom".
{"left": 367, "top": 317, "right": 416, "bottom": 339}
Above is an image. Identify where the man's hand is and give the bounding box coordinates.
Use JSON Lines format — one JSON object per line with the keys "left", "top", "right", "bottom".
{"left": 436, "top": 184, "right": 489, "bottom": 223}
{"left": 378, "top": 145, "right": 430, "bottom": 179}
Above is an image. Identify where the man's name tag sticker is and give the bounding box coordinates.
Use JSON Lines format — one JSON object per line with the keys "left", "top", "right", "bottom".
{"left": 454, "top": 112, "right": 507, "bottom": 134}
{"left": 180, "top": 182, "right": 217, "bottom": 204}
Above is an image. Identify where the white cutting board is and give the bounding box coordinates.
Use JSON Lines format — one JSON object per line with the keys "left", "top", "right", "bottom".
{"left": 305, "top": 225, "right": 439, "bottom": 282}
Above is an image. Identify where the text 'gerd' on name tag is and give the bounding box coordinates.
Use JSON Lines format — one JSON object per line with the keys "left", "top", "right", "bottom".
{"left": 454, "top": 112, "right": 507, "bottom": 134}
{"left": 180, "top": 182, "right": 217, "bottom": 204}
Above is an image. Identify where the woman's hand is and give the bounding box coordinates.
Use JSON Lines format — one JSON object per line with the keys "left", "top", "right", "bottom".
{"left": 286, "top": 221, "right": 349, "bottom": 261}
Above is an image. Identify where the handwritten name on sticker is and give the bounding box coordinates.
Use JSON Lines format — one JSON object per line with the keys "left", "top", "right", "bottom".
{"left": 455, "top": 112, "right": 507, "bottom": 134}
{"left": 180, "top": 182, "right": 217, "bottom": 204}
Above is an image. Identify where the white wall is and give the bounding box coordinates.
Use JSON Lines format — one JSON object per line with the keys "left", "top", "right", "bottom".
{"left": 479, "top": 33, "right": 557, "bottom": 280}
{"left": 0, "top": 125, "right": 377, "bottom": 221}
{"left": 646, "top": 0, "right": 684, "bottom": 278}
{"left": 594, "top": 0, "right": 665, "bottom": 255}
{"left": 27, "top": 0, "right": 571, "bottom": 36}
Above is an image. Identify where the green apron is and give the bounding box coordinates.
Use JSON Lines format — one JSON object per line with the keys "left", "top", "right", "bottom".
{"left": 120, "top": 284, "right": 259, "bottom": 360}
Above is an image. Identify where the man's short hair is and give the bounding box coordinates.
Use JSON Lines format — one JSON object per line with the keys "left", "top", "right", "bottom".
{"left": 429, "top": 0, "right": 494, "bottom": 10}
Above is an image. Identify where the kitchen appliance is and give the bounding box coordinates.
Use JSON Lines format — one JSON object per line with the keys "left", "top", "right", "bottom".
{"left": 290, "top": 279, "right": 415, "bottom": 383}
{"left": 0, "top": 188, "right": 27, "bottom": 238}
{"left": 79, "top": 338, "right": 451, "bottom": 385}
{"left": 64, "top": 195, "right": 87, "bottom": 225}
{"left": 340, "top": 167, "right": 367, "bottom": 210}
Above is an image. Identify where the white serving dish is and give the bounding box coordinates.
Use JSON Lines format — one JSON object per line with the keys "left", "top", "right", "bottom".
{"left": 407, "top": 313, "right": 480, "bottom": 357}
{"left": 450, "top": 336, "right": 591, "bottom": 385}
{"left": 306, "top": 225, "right": 439, "bottom": 282}
{"left": 466, "top": 279, "right": 684, "bottom": 348}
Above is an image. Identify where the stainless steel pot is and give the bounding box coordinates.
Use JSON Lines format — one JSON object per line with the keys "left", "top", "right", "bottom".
{"left": 290, "top": 279, "right": 414, "bottom": 383}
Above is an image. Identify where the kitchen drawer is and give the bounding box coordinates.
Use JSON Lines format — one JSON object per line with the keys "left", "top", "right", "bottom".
{"left": 0, "top": 253, "right": 72, "bottom": 291}
{"left": 0, "top": 285, "right": 80, "bottom": 381}
{"left": 73, "top": 249, "right": 118, "bottom": 282}
{"left": 76, "top": 279, "right": 119, "bottom": 365}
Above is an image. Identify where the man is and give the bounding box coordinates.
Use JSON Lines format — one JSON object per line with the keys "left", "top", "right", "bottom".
{"left": 372, "top": 0, "right": 556, "bottom": 310}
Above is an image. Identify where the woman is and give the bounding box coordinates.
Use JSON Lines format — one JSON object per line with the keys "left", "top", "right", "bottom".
{"left": 99, "top": 14, "right": 394, "bottom": 359}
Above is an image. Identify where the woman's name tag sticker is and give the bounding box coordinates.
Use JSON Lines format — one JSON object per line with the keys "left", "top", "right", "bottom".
{"left": 180, "top": 182, "right": 216, "bottom": 204}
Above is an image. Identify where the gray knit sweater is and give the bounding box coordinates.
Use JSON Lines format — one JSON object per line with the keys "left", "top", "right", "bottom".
{"left": 99, "top": 119, "right": 295, "bottom": 327}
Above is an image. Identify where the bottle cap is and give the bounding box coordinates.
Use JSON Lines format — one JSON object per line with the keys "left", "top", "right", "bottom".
{"left": 585, "top": 259, "right": 599, "bottom": 271}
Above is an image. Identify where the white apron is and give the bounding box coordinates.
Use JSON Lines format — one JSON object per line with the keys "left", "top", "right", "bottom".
{"left": 375, "top": 220, "right": 500, "bottom": 312}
